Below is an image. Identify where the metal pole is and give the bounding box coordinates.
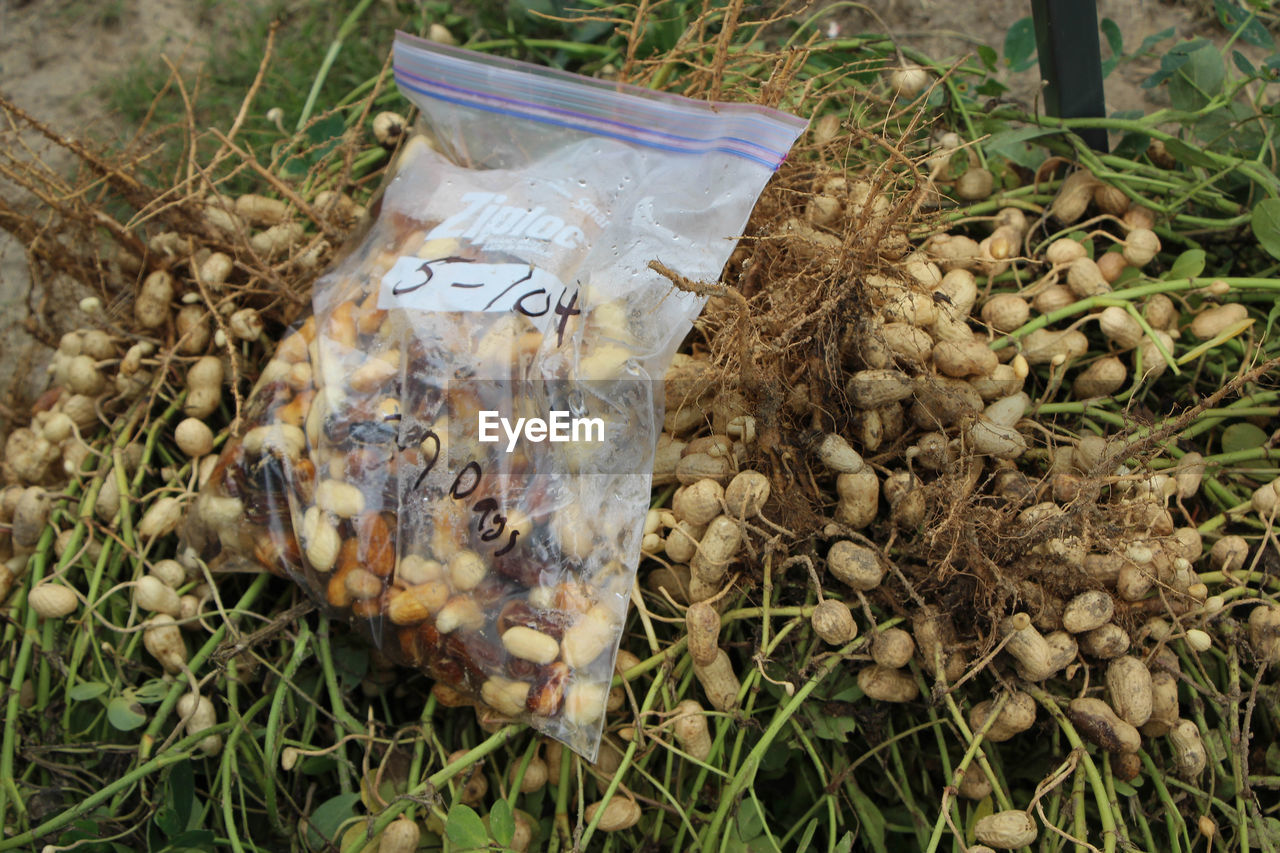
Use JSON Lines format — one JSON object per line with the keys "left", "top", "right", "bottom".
{"left": 1030, "top": 0, "right": 1109, "bottom": 152}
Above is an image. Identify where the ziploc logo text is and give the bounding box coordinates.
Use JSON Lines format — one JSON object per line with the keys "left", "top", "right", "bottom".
{"left": 429, "top": 191, "right": 589, "bottom": 249}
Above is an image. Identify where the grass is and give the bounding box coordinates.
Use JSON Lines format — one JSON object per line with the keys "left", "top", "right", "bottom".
{"left": 99, "top": 0, "right": 424, "bottom": 185}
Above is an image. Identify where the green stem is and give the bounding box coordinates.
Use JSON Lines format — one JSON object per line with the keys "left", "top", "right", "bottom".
{"left": 365, "top": 726, "right": 522, "bottom": 838}
{"left": 135, "top": 573, "right": 271, "bottom": 763}
{"left": 0, "top": 722, "right": 234, "bottom": 850}
{"left": 263, "top": 620, "right": 312, "bottom": 832}
{"left": 992, "top": 277, "right": 1280, "bottom": 351}
{"left": 579, "top": 664, "right": 669, "bottom": 849}
{"left": 296, "top": 0, "right": 378, "bottom": 132}
{"left": 1026, "top": 688, "right": 1119, "bottom": 853}
{"left": 0, "top": 526, "right": 56, "bottom": 825}
{"left": 698, "top": 639, "right": 854, "bottom": 853}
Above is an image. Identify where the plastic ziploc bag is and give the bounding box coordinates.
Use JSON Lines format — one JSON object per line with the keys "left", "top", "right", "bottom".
{"left": 184, "top": 32, "right": 805, "bottom": 759}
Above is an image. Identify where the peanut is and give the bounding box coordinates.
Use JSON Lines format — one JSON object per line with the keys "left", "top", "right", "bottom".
{"left": 685, "top": 601, "right": 721, "bottom": 667}
{"left": 1062, "top": 590, "right": 1114, "bottom": 634}
{"left": 723, "top": 470, "right": 770, "bottom": 517}
{"left": 143, "top": 614, "right": 187, "bottom": 674}
{"left": 562, "top": 605, "right": 616, "bottom": 668}
{"left": 436, "top": 596, "right": 485, "bottom": 634}
{"left": 134, "top": 575, "right": 182, "bottom": 616}
{"left": 673, "top": 479, "right": 724, "bottom": 526}
{"left": 856, "top": 664, "right": 918, "bottom": 702}
{"left": 673, "top": 699, "right": 712, "bottom": 761}
{"left": 502, "top": 626, "right": 560, "bottom": 665}
{"left": 827, "top": 540, "right": 883, "bottom": 591}
{"left": 1000, "top": 614, "right": 1053, "bottom": 680}
{"left": 691, "top": 516, "right": 742, "bottom": 583}
{"left": 177, "top": 692, "right": 222, "bottom": 756}
{"left": 480, "top": 676, "right": 531, "bottom": 717}
{"left": 693, "top": 649, "right": 740, "bottom": 712}
{"left": 871, "top": 628, "right": 915, "bottom": 669}
{"left": 1078, "top": 623, "right": 1130, "bottom": 659}
{"left": 970, "top": 692, "right": 1036, "bottom": 742}
{"left": 1141, "top": 671, "right": 1180, "bottom": 737}
{"left": 28, "top": 583, "right": 79, "bottom": 619}
{"left": 1068, "top": 697, "right": 1140, "bottom": 753}
{"left": 584, "top": 798, "right": 641, "bottom": 832}
{"left": 315, "top": 480, "right": 366, "bottom": 518}
{"left": 974, "top": 811, "right": 1038, "bottom": 849}
{"left": 1106, "top": 656, "right": 1153, "bottom": 727}
{"left": 563, "top": 682, "right": 608, "bottom": 727}
{"left": 1169, "top": 719, "right": 1207, "bottom": 776}
{"left": 811, "top": 600, "right": 857, "bottom": 645}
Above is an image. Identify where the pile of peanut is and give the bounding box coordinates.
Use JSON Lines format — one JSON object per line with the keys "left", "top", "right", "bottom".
{"left": 632, "top": 162, "right": 1280, "bottom": 806}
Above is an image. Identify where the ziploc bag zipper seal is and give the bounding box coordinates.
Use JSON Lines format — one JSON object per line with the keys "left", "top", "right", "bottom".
{"left": 392, "top": 31, "right": 807, "bottom": 170}
{"left": 184, "top": 35, "right": 805, "bottom": 763}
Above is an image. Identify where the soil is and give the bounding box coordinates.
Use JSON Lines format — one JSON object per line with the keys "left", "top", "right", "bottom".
{"left": 0, "top": 0, "right": 1252, "bottom": 437}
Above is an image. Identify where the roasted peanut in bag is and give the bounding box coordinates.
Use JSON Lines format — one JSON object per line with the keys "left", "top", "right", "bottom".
{"left": 184, "top": 33, "right": 804, "bottom": 758}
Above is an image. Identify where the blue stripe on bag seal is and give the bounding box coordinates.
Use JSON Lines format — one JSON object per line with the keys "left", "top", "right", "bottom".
{"left": 393, "top": 73, "right": 781, "bottom": 169}
{"left": 392, "top": 32, "right": 807, "bottom": 171}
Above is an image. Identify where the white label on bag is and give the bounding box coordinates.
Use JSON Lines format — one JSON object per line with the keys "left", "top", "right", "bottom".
{"left": 378, "top": 255, "right": 580, "bottom": 338}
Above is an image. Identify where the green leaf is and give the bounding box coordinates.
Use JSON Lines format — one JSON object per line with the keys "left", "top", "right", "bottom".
{"left": 1100, "top": 18, "right": 1123, "bottom": 59}
{"left": 159, "top": 759, "right": 197, "bottom": 837}
{"left": 975, "top": 79, "right": 1009, "bottom": 98}
{"left": 977, "top": 45, "right": 998, "bottom": 72}
{"left": 1234, "top": 50, "right": 1257, "bottom": 76}
{"left": 154, "top": 802, "right": 184, "bottom": 839}
{"left": 1114, "top": 264, "right": 1143, "bottom": 286}
{"left": 1222, "top": 422, "right": 1268, "bottom": 453}
{"left": 834, "top": 832, "right": 854, "bottom": 853}
{"left": 445, "top": 804, "right": 489, "bottom": 851}
{"left": 67, "top": 681, "right": 108, "bottom": 701}
{"left": 106, "top": 697, "right": 147, "bottom": 732}
{"left": 1266, "top": 741, "right": 1280, "bottom": 774}
{"left": 1169, "top": 43, "right": 1225, "bottom": 110}
{"left": 968, "top": 797, "right": 996, "bottom": 846}
{"left": 985, "top": 127, "right": 1061, "bottom": 171}
{"left": 300, "top": 755, "right": 338, "bottom": 775}
{"left": 807, "top": 707, "right": 858, "bottom": 742}
{"left": 1113, "top": 130, "right": 1152, "bottom": 159}
{"left": 304, "top": 792, "right": 361, "bottom": 850}
{"left": 1144, "top": 46, "right": 1192, "bottom": 88}
{"left": 490, "top": 799, "right": 515, "bottom": 848}
{"left": 163, "top": 830, "right": 216, "bottom": 851}
{"left": 796, "top": 820, "right": 820, "bottom": 852}
{"left": 330, "top": 636, "right": 370, "bottom": 689}
{"left": 1137, "top": 27, "right": 1176, "bottom": 55}
{"left": 133, "top": 679, "right": 171, "bottom": 703}
{"left": 760, "top": 740, "right": 795, "bottom": 775}
{"left": 1003, "top": 18, "right": 1037, "bottom": 72}
{"left": 736, "top": 798, "right": 765, "bottom": 842}
{"left": 1162, "top": 137, "right": 1218, "bottom": 168}
{"left": 1252, "top": 198, "right": 1280, "bottom": 260}
{"left": 849, "top": 782, "right": 888, "bottom": 853}
{"left": 1168, "top": 249, "right": 1207, "bottom": 279}
{"left": 1215, "top": 0, "right": 1274, "bottom": 49}
{"left": 1113, "top": 779, "right": 1138, "bottom": 797}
